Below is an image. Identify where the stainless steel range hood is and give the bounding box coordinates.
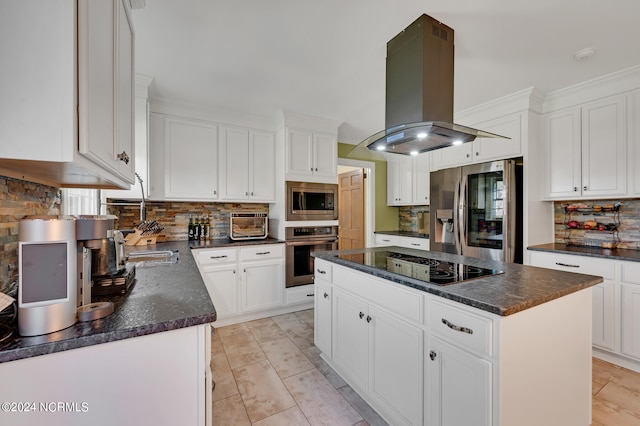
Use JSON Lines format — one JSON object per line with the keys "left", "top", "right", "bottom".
{"left": 356, "top": 14, "right": 508, "bottom": 156}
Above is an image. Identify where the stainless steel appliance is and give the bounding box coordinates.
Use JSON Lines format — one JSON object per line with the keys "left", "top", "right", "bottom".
{"left": 18, "top": 215, "right": 78, "bottom": 336}
{"left": 354, "top": 14, "right": 507, "bottom": 157}
{"left": 286, "top": 181, "right": 338, "bottom": 221}
{"left": 230, "top": 212, "right": 268, "bottom": 240}
{"left": 430, "top": 159, "right": 523, "bottom": 263}
{"left": 285, "top": 226, "right": 338, "bottom": 287}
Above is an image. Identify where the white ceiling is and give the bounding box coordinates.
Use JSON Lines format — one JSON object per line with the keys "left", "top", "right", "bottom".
{"left": 132, "top": 0, "right": 640, "bottom": 144}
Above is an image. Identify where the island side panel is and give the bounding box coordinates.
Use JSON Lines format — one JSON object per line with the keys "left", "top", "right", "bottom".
{"left": 0, "top": 324, "right": 211, "bottom": 426}
{"left": 497, "top": 288, "right": 592, "bottom": 426}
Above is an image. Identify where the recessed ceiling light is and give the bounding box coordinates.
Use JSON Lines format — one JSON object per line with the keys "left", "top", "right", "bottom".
{"left": 376, "top": 145, "right": 386, "bottom": 151}
{"left": 573, "top": 48, "right": 596, "bottom": 62}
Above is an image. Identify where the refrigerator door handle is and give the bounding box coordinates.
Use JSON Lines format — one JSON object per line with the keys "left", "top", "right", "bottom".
{"left": 456, "top": 174, "right": 466, "bottom": 255}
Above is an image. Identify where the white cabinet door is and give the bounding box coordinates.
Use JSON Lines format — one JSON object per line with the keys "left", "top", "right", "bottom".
{"left": 249, "top": 130, "right": 276, "bottom": 201}
{"left": 163, "top": 116, "right": 218, "bottom": 200}
{"left": 314, "top": 279, "right": 332, "bottom": 356}
{"left": 473, "top": 113, "right": 522, "bottom": 163}
{"left": 313, "top": 133, "right": 338, "bottom": 178}
{"left": 427, "top": 337, "right": 492, "bottom": 426}
{"left": 581, "top": 95, "right": 627, "bottom": 197}
{"left": 374, "top": 234, "right": 401, "bottom": 247}
{"left": 592, "top": 281, "right": 616, "bottom": 351}
{"left": 432, "top": 143, "right": 473, "bottom": 171}
{"left": 286, "top": 129, "right": 314, "bottom": 176}
{"left": 78, "top": 0, "right": 135, "bottom": 183}
{"left": 413, "top": 152, "right": 431, "bottom": 204}
{"left": 387, "top": 155, "right": 413, "bottom": 206}
{"left": 219, "top": 125, "right": 250, "bottom": 200}
{"left": 332, "top": 289, "right": 369, "bottom": 390}
{"left": 369, "top": 306, "right": 423, "bottom": 426}
{"left": 621, "top": 262, "right": 640, "bottom": 360}
{"left": 542, "top": 108, "right": 582, "bottom": 199}
{"left": 242, "top": 262, "right": 284, "bottom": 313}
{"left": 201, "top": 265, "right": 239, "bottom": 318}
{"left": 630, "top": 90, "right": 640, "bottom": 196}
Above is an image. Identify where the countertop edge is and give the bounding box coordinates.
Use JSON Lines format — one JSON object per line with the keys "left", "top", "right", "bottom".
{"left": 528, "top": 243, "right": 640, "bottom": 262}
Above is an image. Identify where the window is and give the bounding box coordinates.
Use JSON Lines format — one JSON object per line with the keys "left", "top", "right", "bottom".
{"left": 62, "top": 188, "right": 100, "bottom": 215}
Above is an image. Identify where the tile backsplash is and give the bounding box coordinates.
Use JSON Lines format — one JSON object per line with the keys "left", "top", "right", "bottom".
{"left": 399, "top": 205, "right": 429, "bottom": 233}
{"left": 0, "top": 176, "right": 61, "bottom": 294}
{"left": 106, "top": 199, "right": 269, "bottom": 241}
{"left": 553, "top": 199, "right": 640, "bottom": 250}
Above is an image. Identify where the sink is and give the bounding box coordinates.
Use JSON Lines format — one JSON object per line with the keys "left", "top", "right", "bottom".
{"left": 127, "top": 250, "right": 179, "bottom": 266}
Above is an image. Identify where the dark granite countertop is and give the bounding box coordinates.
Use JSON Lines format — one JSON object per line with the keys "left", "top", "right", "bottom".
{"left": 375, "top": 230, "right": 429, "bottom": 239}
{"left": 312, "top": 246, "right": 602, "bottom": 316}
{"left": 189, "top": 237, "right": 285, "bottom": 249}
{"left": 528, "top": 243, "right": 640, "bottom": 263}
{"left": 0, "top": 241, "right": 216, "bottom": 363}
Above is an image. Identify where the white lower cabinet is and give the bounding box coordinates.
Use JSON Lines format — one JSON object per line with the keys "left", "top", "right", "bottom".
{"left": 194, "top": 244, "right": 284, "bottom": 323}
{"left": 427, "top": 337, "right": 492, "bottom": 426}
{"left": 317, "top": 260, "right": 593, "bottom": 425}
{"left": 621, "top": 262, "right": 640, "bottom": 360}
{"left": 314, "top": 277, "right": 332, "bottom": 356}
{"left": 374, "top": 233, "right": 430, "bottom": 250}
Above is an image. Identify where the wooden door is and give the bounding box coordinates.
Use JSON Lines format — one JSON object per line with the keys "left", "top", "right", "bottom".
{"left": 338, "top": 169, "right": 365, "bottom": 250}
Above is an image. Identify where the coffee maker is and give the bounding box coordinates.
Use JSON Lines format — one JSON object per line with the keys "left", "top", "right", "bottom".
{"left": 18, "top": 215, "right": 127, "bottom": 336}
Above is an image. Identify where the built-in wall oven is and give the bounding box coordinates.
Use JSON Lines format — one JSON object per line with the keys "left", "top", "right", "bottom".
{"left": 285, "top": 226, "right": 338, "bottom": 288}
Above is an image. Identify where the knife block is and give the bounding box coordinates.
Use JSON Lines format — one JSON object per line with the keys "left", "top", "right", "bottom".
{"left": 124, "top": 229, "right": 157, "bottom": 246}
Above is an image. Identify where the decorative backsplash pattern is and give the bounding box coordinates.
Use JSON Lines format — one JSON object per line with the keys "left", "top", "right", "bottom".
{"left": 0, "top": 177, "right": 61, "bottom": 294}
{"left": 106, "top": 200, "right": 269, "bottom": 241}
{"left": 554, "top": 199, "right": 640, "bottom": 250}
{"left": 398, "top": 205, "right": 429, "bottom": 233}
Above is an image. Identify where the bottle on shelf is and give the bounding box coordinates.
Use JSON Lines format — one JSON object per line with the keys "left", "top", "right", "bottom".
{"left": 193, "top": 216, "right": 201, "bottom": 241}
{"left": 204, "top": 215, "right": 211, "bottom": 241}
{"left": 188, "top": 216, "right": 194, "bottom": 241}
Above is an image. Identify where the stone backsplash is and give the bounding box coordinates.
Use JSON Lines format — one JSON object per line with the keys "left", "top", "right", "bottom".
{"left": 0, "top": 177, "right": 61, "bottom": 294}
{"left": 398, "top": 205, "right": 430, "bottom": 233}
{"left": 106, "top": 200, "right": 269, "bottom": 241}
{"left": 553, "top": 199, "right": 640, "bottom": 250}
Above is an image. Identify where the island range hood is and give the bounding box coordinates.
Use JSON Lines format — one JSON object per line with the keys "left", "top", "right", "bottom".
{"left": 357, "top": 14, "right": 508, "bottom": 156}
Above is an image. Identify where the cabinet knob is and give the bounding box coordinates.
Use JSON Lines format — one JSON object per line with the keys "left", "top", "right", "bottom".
{"left": 310, "top": 167, "right": 313, "bottom": 171}
{"left": 359, "top": 312, "right": 364, "bottom": 319}
{"left": 366, "top": 315, "right": 372, "bottom": 323}
{"left": 117, "top": 151, "right": 130, "bottom": 164}
{"left": 429, "top": 350, "right": 437, "bottom": 361}
{"left": 583, "top": 186, "right": 587, "bottom": 191}
{"left": 213, "top": 190, "right": 217, "bottom": 195}
{"left": 475, "top": 152, "right": 479, "bottom": 156}
{"left": 246, "top": 192, "right": 249, "bottom": 196}
{"left": 466, "top": 153, "right": 470, "bottom": 158}
{"left": 251, "top": 192, "right": 254, "bottom": 196}
{"left": 315, "top": 168, "right": 318, "bottom": 172}
{"left": 573, "top": 187, "right": 578, "bottom": 192}
{"left": 323, "top": 292, "right": 328, "bottom": 299}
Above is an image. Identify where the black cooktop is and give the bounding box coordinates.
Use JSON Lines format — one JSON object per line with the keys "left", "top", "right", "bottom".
{"left": 335, "top": 251, "right": 503, "bottom": 285}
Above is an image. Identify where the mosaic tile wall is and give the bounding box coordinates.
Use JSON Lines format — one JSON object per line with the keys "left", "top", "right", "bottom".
{"left": 0, "top": 176, "right": 61, "bottom": 294}
{"left": 398, "top": 205, "right": 430, "bottom": 233}
{"left": 553, "top": 199, "right": 640, "bottom": 250}
{"left": 106, "top": 200, "right": 269, "bottom": 241}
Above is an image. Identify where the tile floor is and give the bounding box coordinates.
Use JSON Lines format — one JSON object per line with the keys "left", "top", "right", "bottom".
{"left": 212, "top": 309, "right": 640, "bottom": 426}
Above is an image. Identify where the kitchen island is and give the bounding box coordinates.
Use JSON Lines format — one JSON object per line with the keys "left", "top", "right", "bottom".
{"left": 0, "top": 241, "right": 215, "bottom": 426}
{"left": 312, "top": 246, "right": 602, "bottom": 426}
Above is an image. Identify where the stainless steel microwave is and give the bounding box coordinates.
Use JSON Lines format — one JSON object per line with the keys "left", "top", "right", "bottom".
{"left": 286, "top": 181, "right": 338, "bottom": 221}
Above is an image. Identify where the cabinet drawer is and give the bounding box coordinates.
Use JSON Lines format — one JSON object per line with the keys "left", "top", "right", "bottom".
{"left": 286, "top": 284, "right": 316, "bottom": 305}
{"left": 528, "top": 251, "right": 614, "bottom": 280}
{"left": 400, "top": 236, "right": 429, "bottom": 250}
{"left": 375, "top": 234, "right": 400, "bottom": 246}
{"left": 314, "top": 259, "right": 333, "bottom": 282}
{"left": 429, "top": 298, "right": 493, "bottom": 357}
{"left": 195, "top": 248, "right": 237, "bottom": 265}
{"left": 333, "top": 265, "right": 423, "bottom": 324}
{"left": 240, "top": 244, "right": 284, "bottom": 261}
{"left": 621, "top": 262, "right": 640, "bottom": 284}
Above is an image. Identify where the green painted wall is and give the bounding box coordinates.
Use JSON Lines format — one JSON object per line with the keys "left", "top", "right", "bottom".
{"left": 338, "top": 143, "right": 398, "bottom": 231}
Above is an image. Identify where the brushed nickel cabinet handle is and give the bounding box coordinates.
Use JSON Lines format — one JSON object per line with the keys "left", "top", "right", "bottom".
{"left": 117, "top": 151, "right": 130, "bottom": 164}
{"left": 316, "top": 269, "right": 326, "bottom": 274}
{"left": 442, "top": 318, "right": 473, "bottom": 334}
{"left": 256, "top": 251, "right": 270, "bottom": 255}
{"left": 323, "top": 292, "right": 328, "bottom": 299}
{"left": 359, "top": 312, "right": 364, "bottom": 319}
{"left": 556, "top": 262, "right": 580, "bottom": 268}
{"left": 210, "top": 255, "right": 228, "bottom": 259}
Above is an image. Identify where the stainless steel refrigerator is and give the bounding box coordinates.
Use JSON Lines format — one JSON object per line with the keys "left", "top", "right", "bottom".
{"left": 429, "top": 159, "right": 523, "bottom": 263}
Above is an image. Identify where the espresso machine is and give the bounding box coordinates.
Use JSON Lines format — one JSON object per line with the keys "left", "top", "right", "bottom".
{"left": 18, "top": 215, "right": 131, "bottom": 335}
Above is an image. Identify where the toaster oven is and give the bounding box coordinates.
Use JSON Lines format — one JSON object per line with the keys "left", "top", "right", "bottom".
{"left": 230, "top": 212, "right": 268, "bottom": 240}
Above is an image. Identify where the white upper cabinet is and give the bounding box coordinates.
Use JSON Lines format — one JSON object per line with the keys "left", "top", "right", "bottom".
{"left": 542, "top": 94, "right": 627, "bottom": 199}
{"left": 219, "top": 125, "right": 276, "bottom": 202}
{"left": 285, "top": 128, "right": 337, "bottom": 182}
{"left": 628, "top": 90, "right": 640, "bottom": 196}
{"left": 386, "top": 155, "right": 414, "bottom": 206}
{"left": 413, "top": 152, "right": 431, "bottom": 204}
{"left": 433, "top": 143, "right": 473, "bottom": 170}
{"left": 154, "top": 115, "right": 218, "bottom": 200}
{"left": 0, "top": 0, "right": 135, "bottom": 188}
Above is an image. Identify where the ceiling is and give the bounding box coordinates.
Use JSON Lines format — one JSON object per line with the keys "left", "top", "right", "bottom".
{"left": 132, "top": 0, "right": 640, "bottom": 144}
